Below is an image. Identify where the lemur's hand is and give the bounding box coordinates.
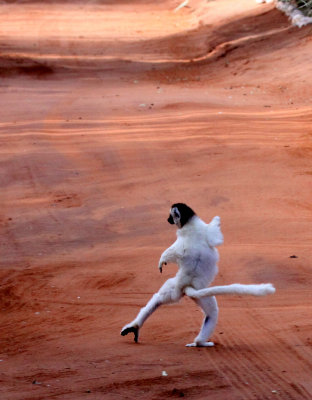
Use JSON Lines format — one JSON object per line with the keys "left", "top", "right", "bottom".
{"left": 158, "top": 261, "right": 167, "bottom": 273}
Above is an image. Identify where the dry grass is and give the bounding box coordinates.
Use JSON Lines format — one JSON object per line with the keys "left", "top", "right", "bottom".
{"left": 279, "top": 0, "right": 312, "bottom": 16}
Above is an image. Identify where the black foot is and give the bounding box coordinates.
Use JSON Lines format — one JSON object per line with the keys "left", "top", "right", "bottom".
{"left": 121, "top": 326, "right": 139, "bottom": 343}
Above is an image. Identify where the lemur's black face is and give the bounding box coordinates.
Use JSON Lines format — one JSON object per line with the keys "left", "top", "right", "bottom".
{"left": 167, "top": 203, "right": 196, "bottom": 228}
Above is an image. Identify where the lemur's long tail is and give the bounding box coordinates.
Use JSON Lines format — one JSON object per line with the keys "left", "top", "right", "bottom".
{"left": 184, "top": 283, "right": 275, "bottom": 298}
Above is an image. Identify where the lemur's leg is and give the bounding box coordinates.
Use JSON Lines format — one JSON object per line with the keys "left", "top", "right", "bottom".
{"left": 121, "top": 277, "right": 183, "bottom": 343}
{"left": 186, "top": 295, "right": 218, "bottom": 347}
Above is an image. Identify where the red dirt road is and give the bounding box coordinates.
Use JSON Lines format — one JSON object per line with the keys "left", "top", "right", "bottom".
{"left": 1, "top": 1, "right": 312, "bottom": 399}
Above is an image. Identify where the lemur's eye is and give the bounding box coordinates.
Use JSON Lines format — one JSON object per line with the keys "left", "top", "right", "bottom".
{"left": 172, "top": 207, "right": 180, "bottom": 219}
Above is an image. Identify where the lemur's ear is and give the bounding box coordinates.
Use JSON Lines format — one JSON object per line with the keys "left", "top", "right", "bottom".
{"left": 167, "top": 214, "right": 174, "bottom": 224}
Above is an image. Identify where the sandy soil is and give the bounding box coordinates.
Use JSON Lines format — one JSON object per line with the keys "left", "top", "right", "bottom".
{"left": 0, "top": 0, "right": 312, "bottom": 399}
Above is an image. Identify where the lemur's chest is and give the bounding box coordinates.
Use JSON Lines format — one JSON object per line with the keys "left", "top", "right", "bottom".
{"left": 177, "top": 243, "right": 217, "bottom": 269}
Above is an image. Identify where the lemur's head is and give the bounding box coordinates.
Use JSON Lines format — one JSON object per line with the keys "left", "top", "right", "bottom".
{"left": 167, "top": 203, "right": 196, "bottom": 229}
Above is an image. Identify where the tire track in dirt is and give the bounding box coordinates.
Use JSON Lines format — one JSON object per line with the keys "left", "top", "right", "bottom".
{"left": 212, "top": 309, "right": 312, "bottom": 399}
{"left": 184, "top": 289, "right": 312, "bottom": 399}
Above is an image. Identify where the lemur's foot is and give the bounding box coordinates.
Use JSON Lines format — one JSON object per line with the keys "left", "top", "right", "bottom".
{"left": 121, "top": 325, "right": 139, "bottom": 343}
{"left": 185, "top": 341, "right": 214, "bottom": 348}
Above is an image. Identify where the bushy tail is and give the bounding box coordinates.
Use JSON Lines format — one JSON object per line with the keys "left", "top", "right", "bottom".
{"left": 184, "top": 283, "right": 275, "bottom": 299}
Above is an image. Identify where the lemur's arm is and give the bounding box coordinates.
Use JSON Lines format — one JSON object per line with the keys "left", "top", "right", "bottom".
{"left": 158, "top": 241, "right": 180, "bottom": 273}
{"left": 205, "top": 216, "right": 224, "bottom": 247}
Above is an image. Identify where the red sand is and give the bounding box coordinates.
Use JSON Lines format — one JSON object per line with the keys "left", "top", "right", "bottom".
{"left": 1, "top": 1, "right": 312, "bottom": 399}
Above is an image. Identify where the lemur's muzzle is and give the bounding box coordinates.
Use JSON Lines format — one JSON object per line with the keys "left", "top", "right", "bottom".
{"left": 168, "top": 215, "right": 174, "bottom": 224}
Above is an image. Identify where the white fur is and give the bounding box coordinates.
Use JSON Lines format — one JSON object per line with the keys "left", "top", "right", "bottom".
{"left": 121, "top": 209, "right": 275, "bottom": 347}
{"left": 184, "top": 283, "right": 276, "bottom": 298}
{"left": 157, "top": 215, "right": 223, "bottom": 293}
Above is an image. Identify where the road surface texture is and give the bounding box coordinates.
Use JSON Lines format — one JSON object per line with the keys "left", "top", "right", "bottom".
{"left": 0, "top": 0, "right": 311, "bottom": 399}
